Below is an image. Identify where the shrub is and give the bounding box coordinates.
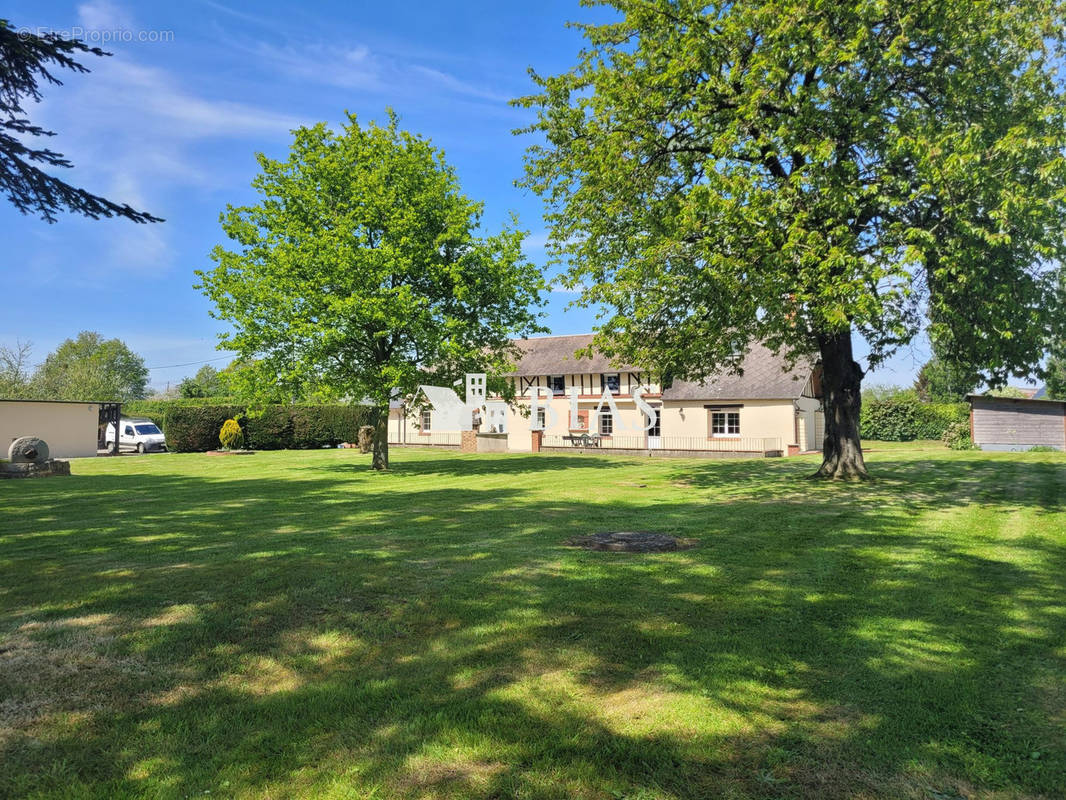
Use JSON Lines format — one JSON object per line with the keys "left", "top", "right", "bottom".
{"left": 860, "top": 397, "right": 968, "bottom": 441}
{"left": 245, "top": 406, "right": 293, "bottom": 450}
{"left": 1028, "top": 445, "right": 1058, "bottom": 452}
{"left": 357, "top": 425, "right": 374, "bottom": 453}
{"left": 941, "top": 421, "right": 975, "bottom": 450}
{"left": 219, "top": 418, "right": 244, "bottom": 450}
{"left": 122, "top": 401, "right": 371, "bottom": 452}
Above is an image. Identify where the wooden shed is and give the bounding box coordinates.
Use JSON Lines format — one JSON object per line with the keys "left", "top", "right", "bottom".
{"left": 967, "top": 395, "right": 1066, "bottom": 452}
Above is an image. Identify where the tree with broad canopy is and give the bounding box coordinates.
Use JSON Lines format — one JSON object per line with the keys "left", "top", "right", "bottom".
{"left": 517, "top": 0, "right": 1066, "bottom": 478}
{"left": 197, "top": 112, "right": 546, "bottom": 469}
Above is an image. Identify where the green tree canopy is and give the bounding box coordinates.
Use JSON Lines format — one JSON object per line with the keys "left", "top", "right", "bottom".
{"left": 32, "top": 331, "right": 148, "bottom": 400}
{"left": 197, "top": 112, "right": 546, "bottom": 468}
{"left": 0, "top": 339, "right": 33, "bottom": 398}
{"left": 178, "top": 364, "right": 227, "bottom": 398}
{"left": 914, "top": 333, "right": 976, "bottom": 402}
{"left": 1045, "top": 269, "right": 1066, "bottom": 399}
{"left": 518, "top": 0, "right": 1066, "bottom": 478}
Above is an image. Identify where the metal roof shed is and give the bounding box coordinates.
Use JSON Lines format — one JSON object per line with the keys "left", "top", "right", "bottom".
{"left": 967, "top": 394, "right": 1066, "bottom": 452}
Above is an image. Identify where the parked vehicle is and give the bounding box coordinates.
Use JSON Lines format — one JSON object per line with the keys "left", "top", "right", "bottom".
{"left": 105, "top": 418, "right": 167, "bottom": 453}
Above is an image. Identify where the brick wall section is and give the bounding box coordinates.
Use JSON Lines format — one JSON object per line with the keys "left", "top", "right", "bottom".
{"left": 460, "top": 430, "right": 478, "bottom": 453}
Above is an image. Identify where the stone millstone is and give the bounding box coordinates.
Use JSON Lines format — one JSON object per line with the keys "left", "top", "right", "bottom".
{"left": 565, "top": 531, "right": 697, "bottom": 552}
{"left": 8, "top": 436, "right": 49, "bottom": 464}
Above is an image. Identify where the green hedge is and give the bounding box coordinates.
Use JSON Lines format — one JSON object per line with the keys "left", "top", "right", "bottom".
{"left": 121, "top": 402, "right": 371, "bottom": 452}
{"left": 860, "top": 398, "right": 968, "bottom": 441}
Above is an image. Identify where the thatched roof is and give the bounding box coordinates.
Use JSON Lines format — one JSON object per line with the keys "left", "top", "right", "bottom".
{"left": 508, "top": 335, "right": 814, "bottom": 400}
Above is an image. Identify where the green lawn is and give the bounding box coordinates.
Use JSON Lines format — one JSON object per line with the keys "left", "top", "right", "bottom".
{"left": 2, "top": 447, "right": 1064, "bottom": 799}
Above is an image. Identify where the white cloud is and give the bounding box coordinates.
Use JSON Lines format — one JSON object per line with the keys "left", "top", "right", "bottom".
{"left": 522, "top": 230, "right": 551, "bottom": 254}
{"left": 243, "top": 38, "right": 513, "bottom": 105}
{"left": 27, "top": 2, "right": 310, "bottom": 274}
{"left": 77, "top": 0, "right": 134, "bottom": 32}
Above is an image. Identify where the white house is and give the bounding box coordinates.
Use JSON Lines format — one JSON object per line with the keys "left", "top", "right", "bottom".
{"left": 391, "top": 334, "right": 823, "bottom": 456}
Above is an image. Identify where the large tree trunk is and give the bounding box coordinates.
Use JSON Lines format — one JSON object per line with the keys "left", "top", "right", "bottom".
{"left": 813, "top": 329, "right": 869, "bottom": 479}
{"left": 370, "top": 405, "right": 389, "bottom": 470}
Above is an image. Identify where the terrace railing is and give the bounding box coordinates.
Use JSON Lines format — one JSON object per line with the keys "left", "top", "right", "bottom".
{"left": 388, "top": 431, "right": 461, "bottom": 447}
{"left": 542, "top": 434, "right": 782, "bottom": 454}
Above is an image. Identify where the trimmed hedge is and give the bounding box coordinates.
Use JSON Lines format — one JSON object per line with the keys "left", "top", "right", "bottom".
{"left": 860, "top": 398, "right": 968, "bottom": 441}
{"left": 122, "top": 402, "right": 372, "bottom": 452}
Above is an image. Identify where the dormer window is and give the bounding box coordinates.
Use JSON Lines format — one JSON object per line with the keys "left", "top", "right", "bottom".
{"left": 602, "top": 373, "right": 620, "bottom": 394}
{"left": 548, "top": 375, "right": 565, "bottom": 395}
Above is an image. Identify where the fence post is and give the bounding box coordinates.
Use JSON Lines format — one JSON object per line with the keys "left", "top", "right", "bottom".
{"left": 460, "top": 430, "right": 478, "bottom": 453}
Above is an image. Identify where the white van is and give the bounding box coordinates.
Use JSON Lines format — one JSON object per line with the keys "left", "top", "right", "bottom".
{"left": 105, "top": 418, "right": 168, "bottom": 453}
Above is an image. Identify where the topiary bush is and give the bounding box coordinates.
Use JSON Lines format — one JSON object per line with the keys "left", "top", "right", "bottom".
{"left": 219, "top": 418, "right": 244, "bottom": 450}
{"left": 161, "top": 405, "right": 244, "bottom": 451}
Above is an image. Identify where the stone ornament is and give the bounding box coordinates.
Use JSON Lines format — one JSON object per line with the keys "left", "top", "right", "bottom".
{"left": 8, "top": 436, "right": 49, "bottom": 464}
{"left": 1, "top": 436, "right": 69, "bottom": 479}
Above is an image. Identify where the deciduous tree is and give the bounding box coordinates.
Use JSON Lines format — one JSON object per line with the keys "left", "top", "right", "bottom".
{"left": 914, "top": 334, "right": 975, "bottom": 402}
{"left": 197, "top": 113, "right": 545, "bottom": 469}
{"left": 32, "top": 331, "right": 148, "bottom": 400}
{"left": 518, "top": 0, "right": 1066, "bottom": 478}
{"left": 178, "top": 364, "right": 227, "bottom": 398}
{"left": 0, "top": 339, "right": 33, "bottom": 398}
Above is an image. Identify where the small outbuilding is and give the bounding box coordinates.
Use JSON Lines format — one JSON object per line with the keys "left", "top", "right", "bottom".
{"left": 0, "top": 400, "right": 108, "bottom": 459}
{"left": 967, "top": 394, "right": 1066, "bottom": 452}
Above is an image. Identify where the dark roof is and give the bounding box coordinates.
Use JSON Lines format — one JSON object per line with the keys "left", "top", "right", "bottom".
{"left": 509, "top": 334, "right": 813, "bottom": 401}
{"left": 663, "top": 342, "right": 814, "bottom": 401}
{"left": 508, "top": 334, "right": 635, "bottom": 376}
{"left": 967, "top": 393, "right": 1066, "bottom": 407}
{"left": 0, "top": 398, "right": 120, "bottom": 404}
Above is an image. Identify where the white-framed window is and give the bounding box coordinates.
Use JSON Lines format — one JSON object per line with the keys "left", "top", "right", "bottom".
{"left": 536, "top": 407, "right": 546, "bottom": 430}
{"left": 599, "top": 411, "right": 613, "bottom": 435}
{"left": 648, "top": 408, "right": 661, "bottom": 437}
{"left": 548, "top": 375, "right": 566, "bottom": 395}
{"left": 710, "top": 410, "right": 740, "bottom": 436}
{"left": 601, "top": 373, "right": 620, "bottom": 394}
{"left": 420, "top": 409, "right": 432, "bottom": 432}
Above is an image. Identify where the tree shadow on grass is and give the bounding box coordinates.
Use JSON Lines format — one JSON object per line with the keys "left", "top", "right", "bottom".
{"left": 1, "top": 454, "right": 1065, "bottom": 798}
{"left": 309, "top": 452, "right": 629, "bottom": 478}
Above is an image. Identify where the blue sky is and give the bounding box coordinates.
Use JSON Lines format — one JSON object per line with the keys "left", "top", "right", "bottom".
{"left": 2, "top": 0, "right": 936, "bottom": 391}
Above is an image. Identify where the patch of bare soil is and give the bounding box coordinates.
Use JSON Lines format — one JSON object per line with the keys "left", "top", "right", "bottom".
{"left": 565, "top": 531, "right": 698, "bottom": 552}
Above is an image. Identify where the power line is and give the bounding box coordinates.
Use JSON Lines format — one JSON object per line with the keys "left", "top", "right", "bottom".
{"left": 145, "top": 354, "right": 232, "bottom": 371}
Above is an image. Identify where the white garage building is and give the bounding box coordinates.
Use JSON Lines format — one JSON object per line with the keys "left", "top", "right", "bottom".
{"left": 0, "top": 400, "right": 103, "bottom": 459}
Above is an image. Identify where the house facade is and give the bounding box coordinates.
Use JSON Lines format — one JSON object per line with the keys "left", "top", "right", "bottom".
{"left": 392, "top": 334, "right": 823, "bottom": 456}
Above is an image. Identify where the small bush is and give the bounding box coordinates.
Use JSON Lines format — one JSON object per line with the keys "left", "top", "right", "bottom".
{"left": 941, "top": 421, "right": 975, "bottom": 450}
{"left": 1028, "top": 445, "right": 1058, "bottom": 452}
{"left": 219, "top": 418, "right": 244, "bottom": 450}
{"left": 357, "top": 425, "right": 374, "bottom": 453}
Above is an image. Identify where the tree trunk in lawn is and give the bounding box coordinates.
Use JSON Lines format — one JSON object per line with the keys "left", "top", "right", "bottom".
{"left": 814, "top": 329, "right": 869, "bottom": 479}
{"left": 370, "top": 405, "right": 389, "bottom": 470}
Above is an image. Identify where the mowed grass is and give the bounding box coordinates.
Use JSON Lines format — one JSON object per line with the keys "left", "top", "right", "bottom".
{"left": 1, "top": 446, "right": 1065, "bottom": 800}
